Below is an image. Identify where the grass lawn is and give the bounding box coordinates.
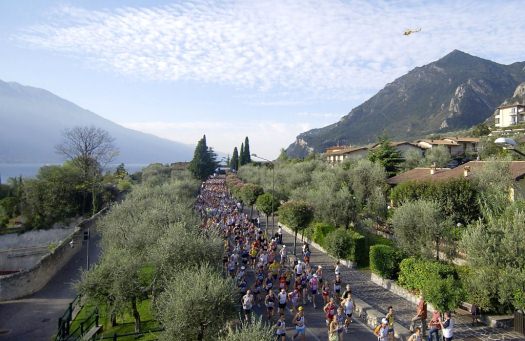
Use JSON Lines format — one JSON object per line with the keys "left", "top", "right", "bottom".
{"left": 70, "top": 298, "right": 162, "bottom": 340}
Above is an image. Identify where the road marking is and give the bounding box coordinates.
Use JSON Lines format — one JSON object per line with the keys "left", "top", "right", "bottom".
{"left": 305, "top": 326, "right": 322, "bottom": 341}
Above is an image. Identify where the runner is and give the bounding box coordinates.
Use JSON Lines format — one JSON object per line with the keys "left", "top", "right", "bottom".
{"left": 279, "top": 245, "right": 287, "bottom": 265}
{"left": 308, "top": 273, "right": 319, "bottom": 308}
{"left": 324, "top": 297, "right": 338, "bottom": 328}
{"left": 329, "top": 315, "right": 340, "bottom": 341}
{"left": 265, "top": 289, "right": 276, "bottom": 320}
{"left": 335, "top": 307, "right": 346, "bottom": 340}
{"left": 277, "top": 288, "right": 288, "bottom": 315}
{"left": 288, "top": 288, "right": 300, "bottom": 313}
{"left": 342, "top": 293, "right": 354, "bottom": 332}
{"left": 242, "top": 290, "right": 254, "bottom": 321}
{"left": 292, "top": 306, "right": 306, "bottom": 341}
{"left": 334, "top": 274, "right": 343, "bottom": 301}
{"left": 322, "top": 281, "right": 331, "bottom": 305}
{"left": 385, "top": 306, "right": 395, "bottom": 341}
{"left": 275, "top": 313, "right": 286, "bottom": 340}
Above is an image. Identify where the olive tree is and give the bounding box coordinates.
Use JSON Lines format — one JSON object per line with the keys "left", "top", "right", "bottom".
{"left": 392, "top": 200, "right": 453, "bottom": 260}
{"left": 278, "top": 200, "right": 314, "bottom": 255}
{"left": 219, "top": 317, "right": 275, "bottom": 341}
{"left": 255, "top": 193, "right": 280, "bottom": 230}
{"left": 240, "top": 183, "right": 264, "bottom": 218}
{"left": 156, "top": 264, "right": 238, "bottom": 341}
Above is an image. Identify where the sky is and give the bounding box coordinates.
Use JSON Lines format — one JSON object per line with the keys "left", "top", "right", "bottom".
{"left": 1, "top": 0, "right": 524, "bottom": 159}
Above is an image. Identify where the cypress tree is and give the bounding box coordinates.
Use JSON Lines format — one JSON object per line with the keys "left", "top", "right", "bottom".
{"left": 231, "top": 147, "right": 239, "bottom": 171}
{"left": 239, "top": 143, "right": 245, "bottom": 166}
{"left": 243, "top": 136, "right": 251, "bottom": 164}
{"left": 189, "top": 135, "right": 217, "bottom": 180}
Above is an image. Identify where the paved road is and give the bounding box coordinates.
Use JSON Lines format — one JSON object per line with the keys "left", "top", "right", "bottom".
{"left": 267, "top": 218, "right": 525, "bottom": 341}
{"left": 246, "top": 217, "right": 377, "bottom": 341}
{"left": 0, "top": 232, "right": 101, "bottom": 341}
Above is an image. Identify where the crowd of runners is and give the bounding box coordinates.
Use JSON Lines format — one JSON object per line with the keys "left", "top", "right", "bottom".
{"left": 196, "top": 176, "right": 454, "bottom": 341}
{"left": 196, "top": 177, "right": 357, "bottom": 340}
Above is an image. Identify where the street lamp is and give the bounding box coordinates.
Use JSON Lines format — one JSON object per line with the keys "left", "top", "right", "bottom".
{"left": 494, "top": 137, "right": 525, "bottom": 157}
{"left": 251, "top": 153, "right": 276, "bottom": 236}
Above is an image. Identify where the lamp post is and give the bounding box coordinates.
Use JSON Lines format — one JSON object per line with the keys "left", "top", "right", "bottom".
{"left": 494, "top": 137, "right": 525, "bottom": 157}
{"left": 251, "top": 153, "right": 276, "bottom": 236}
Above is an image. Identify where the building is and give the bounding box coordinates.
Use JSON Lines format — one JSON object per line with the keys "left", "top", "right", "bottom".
{"left": 370, "top": 141, "right": 425, "bottom": 158}
{"left": 387, "top": 161, "right": 525, "bottom": 201}
{"left": 416, "top": 137, "right": 479, "bottom": 157}
{"left": 325, "top": 146, "right": 368, "bottom": 164}
{"left": 495, "top": 104, "right": 525, "bottom": 128}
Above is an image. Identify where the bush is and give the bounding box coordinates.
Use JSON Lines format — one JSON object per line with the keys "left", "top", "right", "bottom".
{"left": 325, "top": 228, "right": 354, "bottom": 260}
{"left": 399, "top": 257, "right": 459, "bottom": 291}
{"left": 350, "top": 231, "right": 368, "bottom": 266}
{"left": 398, "top": 257, "right": 463, "bottom": 312}
{"left": 370, "top": 245, "right": 403, "bottom": 279}
{"left": 312, "top": 222, "right": 336, "bottom": 246}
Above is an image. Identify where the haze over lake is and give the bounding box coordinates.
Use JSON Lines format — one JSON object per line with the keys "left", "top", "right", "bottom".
{"left": 0, "top": 163, "right": 148, "bottom": 181}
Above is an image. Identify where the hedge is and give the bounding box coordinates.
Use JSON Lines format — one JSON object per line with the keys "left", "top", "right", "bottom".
{"left": 398, "top": 257, "right": 458, "bottom": 292}
{"left": 370, "top": 245, "right": 403, "bottom": 279}
{"left": 322, "top": 228, "right": 369, "bottom": 266}
{"left": 398, "top": 257, "right": 464, "bottom": 312}
{"left": 311, "top": 222, "right": 336, "bottom": 246}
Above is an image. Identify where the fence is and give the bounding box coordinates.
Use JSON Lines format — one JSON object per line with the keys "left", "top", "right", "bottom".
{"left": 56, "top": 294, "right": 83, "bottom": 339}
{"left": 515, "top": 310, "right": 525, "bottom": 335}
{"left": 91, "top": 327, "right": 164, "bottom": 340}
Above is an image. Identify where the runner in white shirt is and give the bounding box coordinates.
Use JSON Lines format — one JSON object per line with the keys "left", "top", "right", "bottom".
{"left": 277, "top": 288, "right": 288, "bottom": 315}
{"left": 242, "top": 290, "right": 254, "bottom": 321}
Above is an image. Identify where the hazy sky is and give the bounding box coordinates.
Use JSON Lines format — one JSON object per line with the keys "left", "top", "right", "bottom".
{"left": 1, "top": 0, "right": 524, "bottom": 158}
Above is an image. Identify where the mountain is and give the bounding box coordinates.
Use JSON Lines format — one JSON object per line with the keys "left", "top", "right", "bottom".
{"left": 286, "top": 50, "right": 525, "bottom": 157}
{"left": 500, "top": 82, "right": 525, "bottom": 106}
{"left": 0, "top": 80, "right": 195, "bottom": 163}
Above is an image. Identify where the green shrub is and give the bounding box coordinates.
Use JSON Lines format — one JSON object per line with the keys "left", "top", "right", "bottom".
{"left": 398, "top": 257, "right": 463, "bottom": 312}
{"left": 325, "top": 228, "right": 353, "bottom": 260}
{"left": 312, "top": 222, "right": 336, "bottom": 246}
{"left": 370, "top": 245, "right": 403, "bottom": 279}
{"left": 350, "top": 231, "right": 368, "bottom": 266}
{"left": 399, "top": 257, "right": 457, "bottom": 291}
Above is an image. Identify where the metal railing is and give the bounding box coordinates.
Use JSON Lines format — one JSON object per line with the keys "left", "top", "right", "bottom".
{"left": 55, "top": 294, "right": 83, "bottom": 340}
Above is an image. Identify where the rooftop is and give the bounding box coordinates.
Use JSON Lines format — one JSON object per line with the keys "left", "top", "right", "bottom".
{"left": 387, "top": 161, "right": 525, "bottom": 185}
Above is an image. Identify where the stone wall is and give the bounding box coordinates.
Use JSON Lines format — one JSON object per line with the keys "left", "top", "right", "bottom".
{"left": 0, "top": 209, "right": 106, "bottom": 301}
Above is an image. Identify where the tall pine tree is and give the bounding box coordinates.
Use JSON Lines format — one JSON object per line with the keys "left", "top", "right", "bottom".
{"left": 189, "top": 135, "right": 217, "bottom": 180}
{"left": 243, "top": 136, "right": 251, "bottom": 164}
{"left": 230, "top": 147, "right": 239, "bottom": 171}
{"left": 239, "top": 143, "right": 245, "bottom": 166}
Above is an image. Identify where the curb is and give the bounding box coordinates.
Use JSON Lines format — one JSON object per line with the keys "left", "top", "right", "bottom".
{"left": 278, "top": 222, "right": 411, "bottom": 340}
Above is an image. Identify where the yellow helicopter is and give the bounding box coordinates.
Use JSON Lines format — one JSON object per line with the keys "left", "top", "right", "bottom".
{"left": 403, "top": 27, "right": 421, "bottom": 36}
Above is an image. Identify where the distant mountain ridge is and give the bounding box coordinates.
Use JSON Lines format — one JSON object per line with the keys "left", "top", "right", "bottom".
{"left": 286, "top": 50, "right": 525, "bottom": 157}
{"left": 0, "top": 80, "right": 195, "bottom": 163}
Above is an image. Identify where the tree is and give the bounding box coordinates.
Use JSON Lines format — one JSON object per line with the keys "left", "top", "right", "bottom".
{"left": 255, "top": 193, "right": 280, "bottom": 230}
{"left": 243, "top": 136, "right": 252, "bottom": 164}
{"left": 114, "top": 163, "right": 128, "bottom": 179}
{"left": 230, "top": 147, "right": 239, "bottom": 171}
{"left": 278, "top": 201, "right": 314, "bottom": 255}
{"left": 391, "top": 200, "right": 454, "bottom": 260}
{"left": 219, "top": 317, "right": 275, "bottom": 341}
{"left": 368, "top": 136, "right": 404, "bottom": 177}
{"left": 325, "top": 228, "right": 353, "bottom": 260}
{"left": 240, "top": 183, "right": 264, "bottom": 218}
{"left": 189, "top": 135, "right": 218, "bottom": 181}
{"left": 156, "top": 264, "right": 238, "bottom": 341}
{"left": 421, "top": 145, "right": 450, "bottom": 168}
{"left": 471, "top": 123, "right": 490, "bottom": 137}
{"left": 239, "top": 143, "right": 245, "bottom": 166}
{"left": 56, "top": 126, "right": 119, "bottom": 214}
{"left": 402, "top": 149, "right": 423, "bottom": 170}
{"left": 461, "top": 204, "right": 525, "bottom": 312}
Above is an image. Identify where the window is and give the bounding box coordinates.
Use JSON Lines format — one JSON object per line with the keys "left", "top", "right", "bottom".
{"left": 511, "top": 107, "right": 516, "bottom": 113}
{"left": 495, "top": 118, "right": 500, "bottom": 124}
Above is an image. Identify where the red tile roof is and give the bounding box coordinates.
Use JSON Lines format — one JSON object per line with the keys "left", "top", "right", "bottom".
{"left": 387, "top": 161, "right": 525, "bottom": 185}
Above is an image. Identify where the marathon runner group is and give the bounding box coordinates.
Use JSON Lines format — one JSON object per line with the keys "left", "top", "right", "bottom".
{"left": 196, "top": 176, "right": 454, "bottom": 341}
{"left": 196, "top": 177, "right": 356, "bottom": 341}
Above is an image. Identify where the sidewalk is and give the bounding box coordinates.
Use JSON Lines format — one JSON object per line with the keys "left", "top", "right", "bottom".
{"left": 277, "top": 222, "right": 525, "bottom": 341}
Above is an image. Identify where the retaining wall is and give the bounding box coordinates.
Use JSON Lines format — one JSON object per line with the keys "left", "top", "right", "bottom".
{"left": 0, "top": 209, "right": 106, "bottom": 301}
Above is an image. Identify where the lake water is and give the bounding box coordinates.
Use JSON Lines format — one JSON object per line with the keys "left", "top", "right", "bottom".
{"left": 0, "top": 163, "right": 149, "bottom": 182}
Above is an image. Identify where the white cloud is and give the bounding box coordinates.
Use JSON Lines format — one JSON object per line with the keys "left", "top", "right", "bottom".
{"left": 15, "top": 0, "right": 525, "bottom": 99}
{"left": 120, "top": 119, "right": 311, "bottom": 159}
